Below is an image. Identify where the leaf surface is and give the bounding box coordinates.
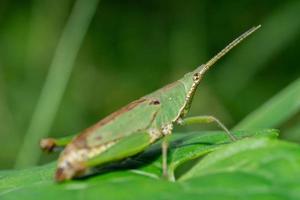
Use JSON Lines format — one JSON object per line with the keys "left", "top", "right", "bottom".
{"left": 2, "top": 129, "right": 300, "bottom": 200}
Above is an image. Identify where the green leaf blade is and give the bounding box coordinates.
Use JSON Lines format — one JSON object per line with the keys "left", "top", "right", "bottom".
{"left": 234, "top": 77, "right": 300, "bottom": 130}
{"left": 2, "top": 130, "right": 300, "bottom": 200}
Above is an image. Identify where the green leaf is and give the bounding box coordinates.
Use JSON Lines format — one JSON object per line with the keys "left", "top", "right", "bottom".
{"left": 2, "top": 129, "right": 300, "bottom": 199}
{"left": 180, "top": 137, "right": 300, "bottom": 199}
{"left": 134, "top": 129, "right": 278, "bottom": 180}
{"left": 234, "top": 77, "right": 300, "bottom": 130}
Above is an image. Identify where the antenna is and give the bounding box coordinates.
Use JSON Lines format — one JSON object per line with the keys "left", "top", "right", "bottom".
{"left": 200, "top": 25, "right": 261, "bottom": 74}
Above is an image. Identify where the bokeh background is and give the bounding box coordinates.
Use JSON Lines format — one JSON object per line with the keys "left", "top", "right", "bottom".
{"left": 0, "top": 0, "right": 300, "bottom": 169}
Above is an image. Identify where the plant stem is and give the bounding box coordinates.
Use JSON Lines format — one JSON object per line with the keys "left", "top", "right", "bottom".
{"left": 15, "top": 0, "right": 101, "bottom": 168}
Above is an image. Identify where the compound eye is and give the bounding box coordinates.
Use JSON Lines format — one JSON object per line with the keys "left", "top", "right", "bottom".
{"left": 193, "top": 72, "right": 200, "bottom": 81}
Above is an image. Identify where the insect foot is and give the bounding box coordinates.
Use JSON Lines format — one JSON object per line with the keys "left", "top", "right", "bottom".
{"left": 40, "top": 138, "right": 56, "bottom": 153}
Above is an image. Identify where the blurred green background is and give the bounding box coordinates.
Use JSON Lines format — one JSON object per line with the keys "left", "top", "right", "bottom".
{"left": 0, "top": 0, "right": 299, "bottom": 169}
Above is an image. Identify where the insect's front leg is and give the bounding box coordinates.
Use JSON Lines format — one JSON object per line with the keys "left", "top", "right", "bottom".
{"left": 177, "top": 115, "right": 237, "bottom": 141}
{"left": 40, "top": 135, "right": 74, "bottom": 153}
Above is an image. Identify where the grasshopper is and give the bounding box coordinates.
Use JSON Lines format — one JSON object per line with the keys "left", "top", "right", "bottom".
{"left": 40, "top": 25, "right": 260, "bottom": 182}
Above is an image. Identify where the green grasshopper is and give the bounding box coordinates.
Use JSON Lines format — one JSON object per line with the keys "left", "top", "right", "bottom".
{"left": 40, "top": 25, "right": 260, "bottom": 182}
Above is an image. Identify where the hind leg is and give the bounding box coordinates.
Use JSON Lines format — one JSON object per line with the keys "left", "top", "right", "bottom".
{"left": 55, "top": 131, "right": 153, "bottom": 182}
